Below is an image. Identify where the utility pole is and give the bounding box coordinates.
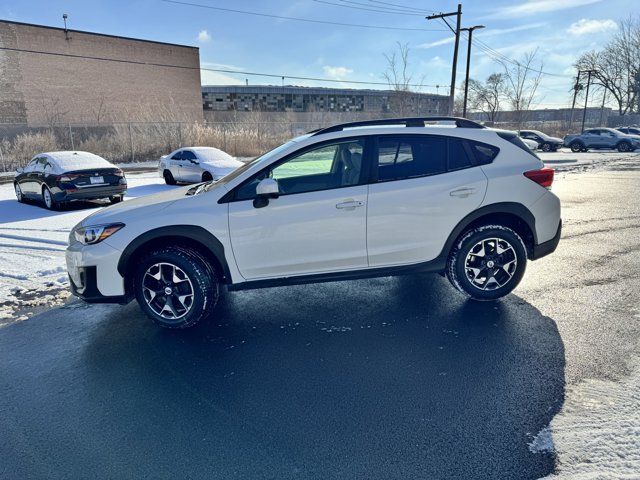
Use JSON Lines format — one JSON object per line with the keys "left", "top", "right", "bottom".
{"left": 460, "top": 25, "right": 484, "bottom": 118}
{"left": 568, "top": 71, "right": 581, "bottom": 130}
{"left": 426, "top": 4, "right": 462, "bottom": 116}
{"left": 581, "top": 69, "right": 596, "bottom": 133}
{"left": 599, "top": 88, "right": 607, "bottom": 126}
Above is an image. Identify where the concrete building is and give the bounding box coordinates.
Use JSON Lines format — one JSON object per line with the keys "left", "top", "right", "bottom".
{"left": 202, "top": 85, "right": 449, "bottom": 115}
{"left": 0, "top": 20, "right": 202, "bottom": 125}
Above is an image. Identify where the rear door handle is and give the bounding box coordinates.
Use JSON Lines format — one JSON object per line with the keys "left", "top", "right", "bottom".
{"left": 449, "top": 187, "right": 477, "bottom": 198}
{"left": 336, "top": 200, "right": 364, "bottom": 210}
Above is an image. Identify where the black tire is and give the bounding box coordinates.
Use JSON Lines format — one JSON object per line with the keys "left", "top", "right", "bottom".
{"left": 541, "top": 142, "right": 552, "bottom": 152}
{"left": 163, "top": 170, "right": 176, "bottom": 185}
{"left": 110, "top": 195, "right": 124, "bottom": 204}
{"left": 446, "top": 225, "right": 527, "bottom": 301}
{"left": 202, "top": 171, "right": 213, "bottom": 182}
{"left": 134, "top": 247, "right": 219, "bottom": 329}
{"left": 617, "top": 141, "right": 631, "bottom": 153}
{"left": 14, "top": 183, "right": 24, "bottom": 203}
{"left": 42, "top": 185, "right": 58, "bottom": 210}
{"left": 570, "top": 142, "right": 584, "bottom": 153}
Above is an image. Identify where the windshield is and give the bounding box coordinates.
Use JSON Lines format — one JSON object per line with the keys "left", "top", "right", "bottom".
{"left": 202, "top": 138, "right": 301, "bottom": 192}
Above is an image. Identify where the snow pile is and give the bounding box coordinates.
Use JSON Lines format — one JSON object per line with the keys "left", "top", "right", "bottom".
{"left": 532, "top": 362, "right": 640, "bottom": 478}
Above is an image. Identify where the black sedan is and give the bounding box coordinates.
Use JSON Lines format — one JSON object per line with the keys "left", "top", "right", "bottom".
{"left": 519, "top": 130, "right": 564, "bottom": 152}
{"left": 14, "top": 151, "right": 127, "bottom": 210}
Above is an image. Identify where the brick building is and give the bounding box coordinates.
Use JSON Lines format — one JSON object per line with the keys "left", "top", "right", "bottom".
{"left": 202, "top": 85, "right": 449, "bottom": 115}
{"left": 0, "top": 20, "right": 203, "bottom": 125}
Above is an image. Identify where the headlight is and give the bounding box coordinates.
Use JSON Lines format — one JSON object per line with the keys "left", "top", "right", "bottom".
{"left": 73, "top": 223, "right": 124, "bottom": 245}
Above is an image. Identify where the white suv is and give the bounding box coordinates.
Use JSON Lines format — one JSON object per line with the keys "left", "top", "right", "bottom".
{"left": 66, "top": 117, "right": 561, "bottom": 329}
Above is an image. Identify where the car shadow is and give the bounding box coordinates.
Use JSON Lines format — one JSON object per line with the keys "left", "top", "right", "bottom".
{"left": 1, "top": 274, "right": 566, "bottom": 479}
{"left": 0, "top": 198, "right": 104, "bottom": 224}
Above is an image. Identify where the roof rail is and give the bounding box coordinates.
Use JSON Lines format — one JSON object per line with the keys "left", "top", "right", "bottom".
{"left": 309, "top": 116, "right": 485, "bottom": 136}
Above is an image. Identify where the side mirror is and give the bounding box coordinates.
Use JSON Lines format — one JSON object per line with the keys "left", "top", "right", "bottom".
{"left": 16, "top": 167, "right": 24, "bottom": 174}
{"left": 191, "top": 159, "right": 199, "bottom": 164}
{"left": 253, "top": 178, "right": 279, "bottom": 208}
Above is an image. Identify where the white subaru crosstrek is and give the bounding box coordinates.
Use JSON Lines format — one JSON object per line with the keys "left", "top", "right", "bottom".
{"left": 66, "top": 117, "right": 561, "bottom": 329}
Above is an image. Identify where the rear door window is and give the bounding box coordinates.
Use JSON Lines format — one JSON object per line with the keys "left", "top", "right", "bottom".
{"left": 376, "top": 136, "right": 447, "bottom": 182}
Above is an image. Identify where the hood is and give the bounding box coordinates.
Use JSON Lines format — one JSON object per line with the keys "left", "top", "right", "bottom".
{"left": 548, "top": 136, "right": 563, "bottom": 143}
{"left": 82, "top": 185, "right": 192, "bottom": 226}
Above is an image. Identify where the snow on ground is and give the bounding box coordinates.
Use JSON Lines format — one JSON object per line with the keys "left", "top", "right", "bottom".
{"left": 531, "top": 358, "right": 640, "bottom": 478}
{"left": 0, "top": 171, "right": 178, "bottom": 321}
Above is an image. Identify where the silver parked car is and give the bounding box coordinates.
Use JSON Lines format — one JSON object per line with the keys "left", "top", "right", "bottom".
{"left": 159, "top": 147, "right": 243, "bottom": 185}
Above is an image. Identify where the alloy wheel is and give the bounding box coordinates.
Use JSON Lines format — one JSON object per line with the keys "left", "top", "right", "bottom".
{"left": 464, "top": 238, "right": 518, "bottom": 291}
{"left": 43, "top": 188, "right": 52, "bottom": 208}
{"left": 15, "top": 184, "right": 22, "bottom": 201}
{"left": 142, "top": 262, "right": 195, "bottom": 320}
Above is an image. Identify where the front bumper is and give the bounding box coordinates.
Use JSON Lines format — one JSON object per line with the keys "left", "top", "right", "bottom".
{"left": 68, "top": 266, "right": 129, "bottom": 304}
{"left": 66, "top": 241, "right": 131, "bottom": 304}
{"left": 532, "top": 219, "right": 562, "bottom": 260}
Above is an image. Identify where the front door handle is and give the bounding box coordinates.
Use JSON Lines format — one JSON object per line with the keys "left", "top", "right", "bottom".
{"left": 449, "top": 187, "right": 477, "bottom": 198}
{"left": 336, "top": 200, "right": 365, "bottom": 210}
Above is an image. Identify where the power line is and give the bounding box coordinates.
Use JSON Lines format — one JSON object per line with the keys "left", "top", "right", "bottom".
{"left": 312, "top": 0, "right": 426, "bottom": 16}
{"left": 0, "top": 45, "right": 447, "bottom": 90}
{"left": 368, "top": 0, "right": 435, "bottom": 14}
{"left": 160, "top": 0, "right": 446, "bottom": 31}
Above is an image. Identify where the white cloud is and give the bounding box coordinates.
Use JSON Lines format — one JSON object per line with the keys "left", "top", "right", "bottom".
{"left": 322, "top": 65, "right": 353, "bottom": 80}
{"left": 567, "top": 18, "right": 618, "bottom": 36}
{"left": 490, "top": 0, "right": 602, "bottom": 19}
{"left": 197, "top": 30, "right": 211, "bottom": 43}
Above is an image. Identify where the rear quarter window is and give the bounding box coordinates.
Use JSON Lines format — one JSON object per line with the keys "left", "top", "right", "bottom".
{"left": 469, "top": 140, "right": 500, "bottom": 165}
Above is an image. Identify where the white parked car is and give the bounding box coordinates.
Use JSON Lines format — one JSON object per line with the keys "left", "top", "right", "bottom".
{"left": 67, "top": 117, "right": 561, "bottom": 329}
{"left": 158, "top": 146, "right": 243, "bottom": 185}
{"left": 520, "top": 137, "right": 539, "bottom": 151}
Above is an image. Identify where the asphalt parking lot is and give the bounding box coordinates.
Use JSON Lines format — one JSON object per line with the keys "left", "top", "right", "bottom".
{"left": 1, "top": 152, "right": 639, "bottom": 479}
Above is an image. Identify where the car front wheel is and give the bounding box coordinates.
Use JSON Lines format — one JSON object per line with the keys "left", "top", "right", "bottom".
{"left": 15, "top": 183, "right": 24, "bottom": 203}
{"left": 134, "top": 247, "right": 219, "bottom": 329}
{"left": 163, "top": 170, "right": 176, "bottom": 185}
{"left": 570, "top": 142, "right": 584, "bottom": 153}
{"left": 447, "top": 225, "right": 527, "bottom": 301}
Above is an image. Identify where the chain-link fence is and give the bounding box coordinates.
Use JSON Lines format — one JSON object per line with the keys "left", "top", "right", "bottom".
{"left": 0, "top": 121, "right": 327, "bottom": 172}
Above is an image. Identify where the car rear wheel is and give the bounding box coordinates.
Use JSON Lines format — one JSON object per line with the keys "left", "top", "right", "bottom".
{"left": 570, "top": 142, "right": 584, "bottom": 153}
{"left": 42, "top": 186, "right": 58, "bottom": 210}
{"left": 617, "top": 141, "right": 632, "bottom": 153}
{"left": 541, "top": 142, "right": 552, "bottom": 152}
{"left": 202, "top": 171, "right": 213, "bottom": 182}
{"left": 163, "top": 170, "right": 176, "bottom": 185}
{"left": 15, "top": 183, "right": 24, "bottom": 203}
{"left": 447, "top": 225, "right": 527, "bottom": 301}
{"left": 134, "top": 247, "right": 219, "bottom": 329}
{"left": 110, "top": 195, "right": 124, "bottom": 204}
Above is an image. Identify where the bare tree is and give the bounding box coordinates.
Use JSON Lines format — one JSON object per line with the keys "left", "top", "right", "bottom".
{"left": 467, "top": 73, "right": 506, "bottom": 123}
{"left": 576, "top": 16, "right": 640, "bottom": 115}
{"left": 500, "top": 50, "right": 543, "bottom": 128}
{"left": 40, "top": 96, "right": 68, "bottom": 127}
{"left": 382, "top": 42, "right": 424, "bottom": 116}
{"left": 91, "top": 95, "right": 109, "bottom": 123}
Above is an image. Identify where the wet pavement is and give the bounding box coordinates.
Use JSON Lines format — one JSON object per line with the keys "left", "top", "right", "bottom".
{"left": 1, "top": 163, "right": 639, "bottom": 479}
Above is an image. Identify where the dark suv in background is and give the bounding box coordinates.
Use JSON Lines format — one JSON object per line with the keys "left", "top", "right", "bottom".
{"left": 519, "top": 130, "right": 563, "bottom": 152}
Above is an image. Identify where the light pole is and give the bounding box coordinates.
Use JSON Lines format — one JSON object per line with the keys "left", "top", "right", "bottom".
{"left": 461, "top": 25, "right": 484, "bottom": 118}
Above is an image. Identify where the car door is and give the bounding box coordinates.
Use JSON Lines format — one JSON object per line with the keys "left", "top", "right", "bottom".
{"left": 227, "top": 137, "right": 369, "bottom": 280}
{"left": 179, "top": 150, "right": 202, "bottom": 183}
{"left": 17, "top": 158, "right": 38, "bottom": 195}
{"left": 25, "top": 157, "right": 47, "bottom": 194}
{"left": 168, "top": 150, "right": 184, "bottom": 181}
{"left": 602, "top": 130, "right": 618, "bottom": 148}
{"left": 583, "top": 130, "right": 600, "bottom": 148}
{"left": 367, "top": 134, "right": 488, "bottom": 267}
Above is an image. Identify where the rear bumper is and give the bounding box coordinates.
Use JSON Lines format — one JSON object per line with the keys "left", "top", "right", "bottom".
{"left": 54, "top": 185, "right": 126, "bottom": 201}
{"left": 532, "top": 219, "right": 561, "bottom": 260}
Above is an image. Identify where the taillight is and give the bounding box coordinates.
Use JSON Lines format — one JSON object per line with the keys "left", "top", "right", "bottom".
{"left": 58, "top": 174, "right": 80, "bottom": 182}
{"left": 114, "top": 169, "right": 124, "bottom": 177}
{"left": 524, "top": 167, "right": 554, "bottom": 189}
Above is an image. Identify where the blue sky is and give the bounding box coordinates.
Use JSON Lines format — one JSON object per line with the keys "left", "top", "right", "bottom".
{"left": 1, "top": 0, "right": 638, "bottom": 108}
